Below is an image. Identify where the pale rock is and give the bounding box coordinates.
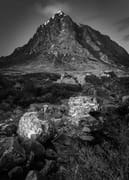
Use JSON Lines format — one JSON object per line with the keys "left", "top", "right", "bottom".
{"left": 56, "top": 10, "right": 64, "bottom": 16}
{"left": 122, "top": 95, "right": 129, "bottom": 103}
{"left": 68, "top": 96, "right": 99, "bottom": 125}
{"left": 82, "top": 126, "right": 91, "bottom": 133}
{"left": 17, "top": 112, "right": 50, "bottom": 141}
{"left": 25, "top": 170, "right": 42, "bottom": 180}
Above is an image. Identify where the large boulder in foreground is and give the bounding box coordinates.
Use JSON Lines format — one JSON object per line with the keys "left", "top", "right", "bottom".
{"left": 0, "top": 137, "right": 26, "bottom": 171}
{"left": 17, "top": 111, "right": 53, "bottom": 142}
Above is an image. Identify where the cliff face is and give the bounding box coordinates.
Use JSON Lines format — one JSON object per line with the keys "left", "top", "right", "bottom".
{"left": 0, "top": 11, "right": 129, "bottom": 73}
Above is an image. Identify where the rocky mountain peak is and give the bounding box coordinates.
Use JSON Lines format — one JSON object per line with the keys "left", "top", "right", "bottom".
{"left": 1, "top": 11, "right": 129, "bottom": 73}
{"left": 44, "top": 11, "right": 73, "bottom": 32}
{"left": 54, "top": 10, "right": 65, "bottom": 16}
{"left": 38, "top": 10, "right": 71, "bottom": 28}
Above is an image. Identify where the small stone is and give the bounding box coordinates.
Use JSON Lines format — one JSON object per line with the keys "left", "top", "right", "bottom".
{"left": 45, "top": 149, "right": 58, "bottom": 160}
{"left": 40, "top": 160, "right": 57, "bottom": 176}
{"left": 82, "top": 127, "right": 91, "bottom": 133}
{"left": 21, "top": 140, "right": 45, "bottom": 168}
{"left": 25, "top": 170, "right": 42, "bottom": 180}
{"left": 8, "top": 166, "right": 23, "bottom": 180}
{"left": 79, "top": 135, "right": 94, "bottom": 141}
{"left": 25, "top": 151, "right": 35, "bottom": 169}
{"left": 122, "top": 95, "right": 129, "bottom": 103}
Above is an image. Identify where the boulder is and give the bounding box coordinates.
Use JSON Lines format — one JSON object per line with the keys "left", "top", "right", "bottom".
{"left": 78, "top": 134, "right": 94, "bottom": 141}
{"left": 30, "top": 140, "right": 45, "bottom": 159}
{"left": 0, "top": 137, "right": 26, "bottom": 171}
{"left": 21, "top": 139, "right": 45, "bottom": 161}
{"left": 55, "top": 96, "right": 101, "bottom": 142}
{"left": 68, "top": 96, "right": 99, "bottom": 125}
{"left": 17, "top": 112, "right": 53, "bottom": 143}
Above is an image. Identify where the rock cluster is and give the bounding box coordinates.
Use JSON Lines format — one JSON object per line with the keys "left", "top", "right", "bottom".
{"left": 0, "top": 137, "right": 26, "bottom": 171}
{"left": 0, "top": 95, "right": 102, "bottom": 179}
{"left": 68, "top": 96, "right": 99, "bottom": 125}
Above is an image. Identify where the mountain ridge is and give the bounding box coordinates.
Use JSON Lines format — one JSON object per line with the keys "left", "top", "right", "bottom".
{"left": 0, "top": 11, "right": 129, "bottom": 74}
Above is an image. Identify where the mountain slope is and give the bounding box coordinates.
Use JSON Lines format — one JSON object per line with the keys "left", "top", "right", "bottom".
{"left": 0, "top": 11, "right": 129, "bottom": 74}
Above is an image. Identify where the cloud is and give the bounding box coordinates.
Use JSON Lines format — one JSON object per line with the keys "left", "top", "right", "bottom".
{"left": 35, "top": 1, "right": 70, "bottom": 17}
{"left": 123, "top": 34, "right": 129, "bottom": 42}
{"left": 116, "top": 17, "right": 129, "bottom": 32}
{"left": 116, "top": 17, "right": 129, "bottom": 42}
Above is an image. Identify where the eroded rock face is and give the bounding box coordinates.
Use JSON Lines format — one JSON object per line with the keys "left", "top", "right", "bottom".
{"left": 17, "top": 112, "right": 51, "bottom": 142}
{"left": 68, "top": 96, "right": 99, "bottom": 125}
{"left": 0, "top": 137, "right": 26, "bottom": 171}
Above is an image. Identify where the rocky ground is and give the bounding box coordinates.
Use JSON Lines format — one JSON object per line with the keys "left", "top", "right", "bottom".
{"left": 0, "top": 71, "right": 129, "bottom": 180}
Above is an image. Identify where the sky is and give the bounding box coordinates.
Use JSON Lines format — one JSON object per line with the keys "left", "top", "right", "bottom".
{"left": 0, "top": 0, "right": 129, "bottom": 56}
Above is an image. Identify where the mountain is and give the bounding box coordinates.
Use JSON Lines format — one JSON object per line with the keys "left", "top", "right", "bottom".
{"left": 0, "top": 10, "right": 129, "bottom": 74}
{"left": 1, "top": 11, "right": 129, "bottom": 180}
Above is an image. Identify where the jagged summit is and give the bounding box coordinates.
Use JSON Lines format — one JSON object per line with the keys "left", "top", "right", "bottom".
{"left": 52, "top": 10, "right": 68, "bottom": 18}
{"left": 46, "top": 10, "right": 72, "bottom": 25}
{"left": 0, "top": 11, "right": 129, "bottom": 74}
{"left": 42, "top": 10, "right": 67, "bottom": 26}
{"left": 55, "top": 10, "right": 65, "bottom": 16}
